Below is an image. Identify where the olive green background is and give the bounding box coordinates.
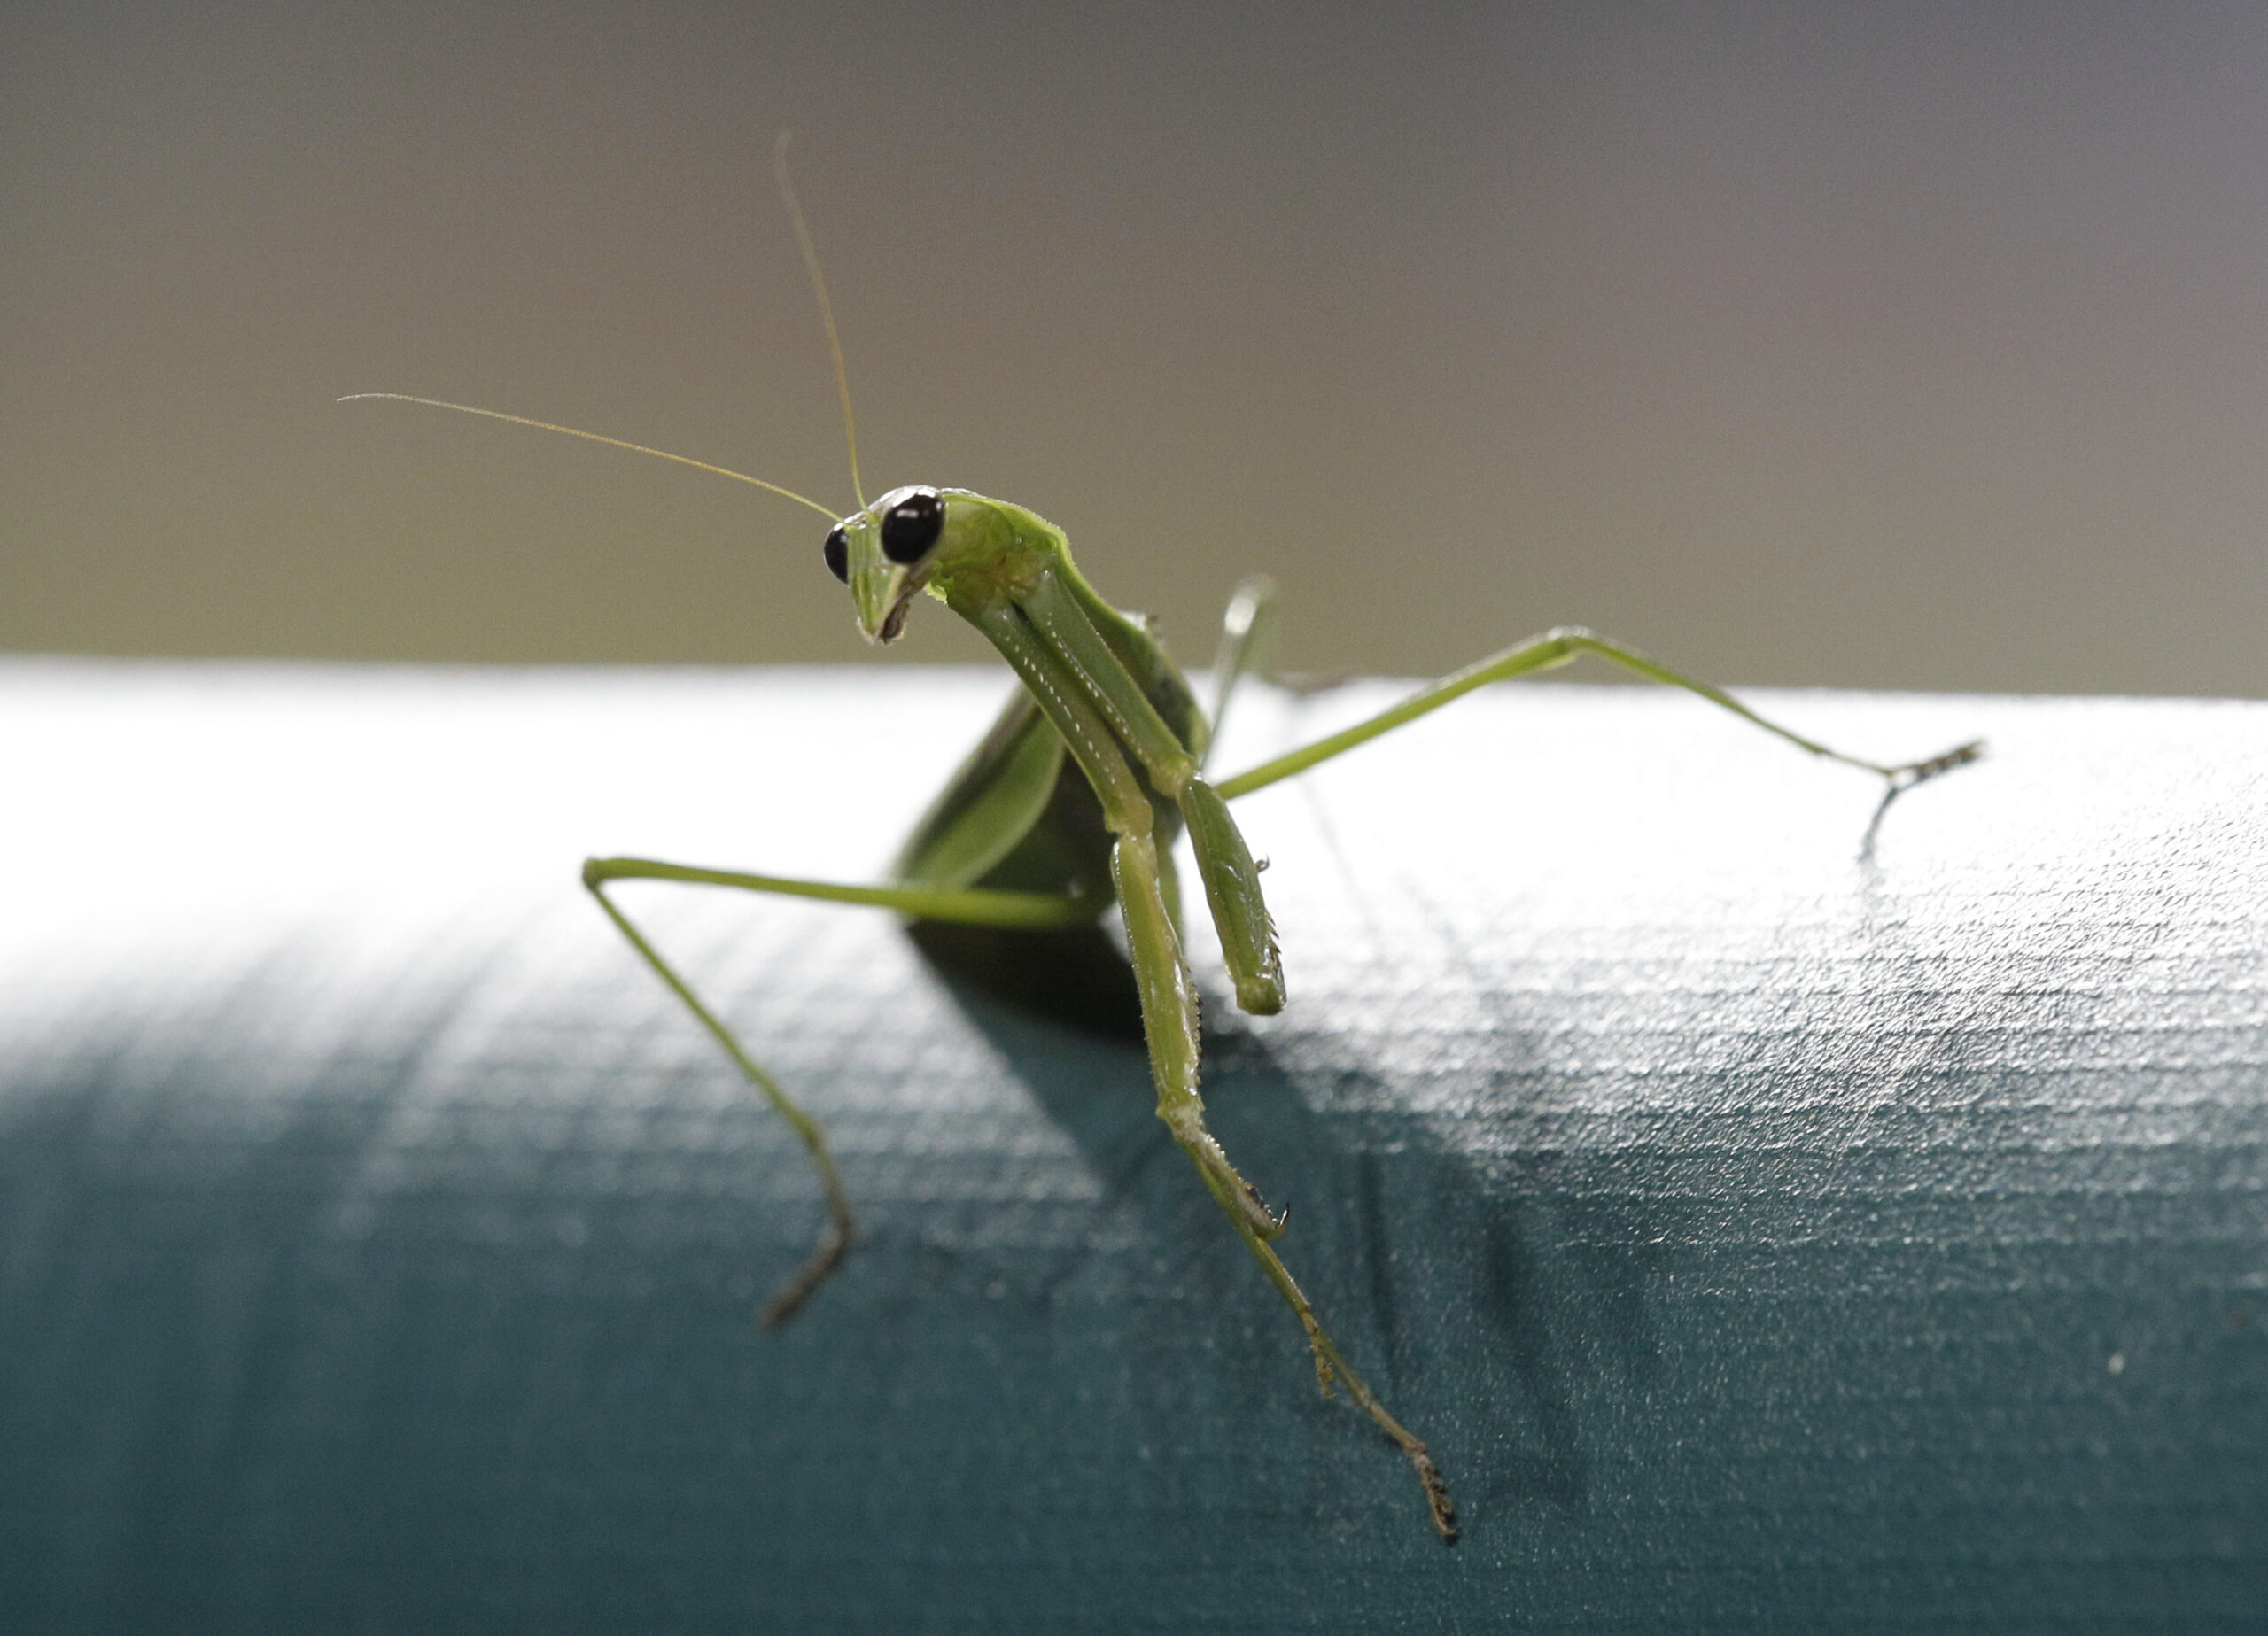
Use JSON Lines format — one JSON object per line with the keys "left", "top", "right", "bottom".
{"left": 7, "top": 2, "right": 2268, "bottom": 694}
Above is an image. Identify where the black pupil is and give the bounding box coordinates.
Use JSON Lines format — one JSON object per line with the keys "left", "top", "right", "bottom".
{"left": 822, "top": 526, "right": 848, "bottom": 583}
{"left": 881, "top": 490, "right": 944, "bottom": 564}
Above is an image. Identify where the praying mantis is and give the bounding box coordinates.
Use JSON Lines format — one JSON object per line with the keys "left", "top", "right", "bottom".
{"left": 346, "top": 138, "right": 1982, "bottom": 1544}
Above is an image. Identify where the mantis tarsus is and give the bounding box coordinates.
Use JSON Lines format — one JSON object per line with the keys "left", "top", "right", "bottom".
{"left": 346, "top": 139, "right": 1982, "bottom": 1545}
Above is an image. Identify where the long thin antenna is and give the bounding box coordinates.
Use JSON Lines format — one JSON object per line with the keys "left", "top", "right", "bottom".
{"left": 773, "top": 130, "right": 866, "bottom": 509}
{"left": 337, "top": 393, "right": 841, "bottom": 520}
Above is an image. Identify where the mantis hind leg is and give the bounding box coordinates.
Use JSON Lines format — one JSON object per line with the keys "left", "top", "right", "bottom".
{"left": 1216, "top": 624, "right": 1984, "bottom": 800}
{"left": 583, "top": 857, "right": 1100, "bottom": 1324}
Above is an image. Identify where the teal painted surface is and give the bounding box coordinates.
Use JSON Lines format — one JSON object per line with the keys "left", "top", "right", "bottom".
{"left": 2, "top": 663, "right": 2262, "bottom": 1629}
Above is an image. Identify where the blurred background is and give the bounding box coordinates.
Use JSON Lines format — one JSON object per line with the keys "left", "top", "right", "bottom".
{"left": 4, "top": 1, "right": 2265, "bottom": 694}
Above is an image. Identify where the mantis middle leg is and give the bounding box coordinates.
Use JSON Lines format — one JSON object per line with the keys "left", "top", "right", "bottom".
{"left": 584, "top": 857, "right": 1098, "bottom": 1323}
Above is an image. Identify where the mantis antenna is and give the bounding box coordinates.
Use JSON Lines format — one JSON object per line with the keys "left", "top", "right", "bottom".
{"left": 774, "top": 130, "right": 867, "bottom": 511}
{"left": 341, "top": 137, "right": 869, "bottom": 526}
{"left": 334, "top": 395, "right": 842, "bottom": 523}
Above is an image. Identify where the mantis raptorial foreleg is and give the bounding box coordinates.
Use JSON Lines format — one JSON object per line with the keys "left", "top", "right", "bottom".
{"left": 1005, "top": 574, "right": 1285, "bottom": 1015}
{"left": 1108, "top": 819, "right": 1457, "bottom": 1539}
{"left": 971, "top": 590, "right": 1458, "bottom": 1537}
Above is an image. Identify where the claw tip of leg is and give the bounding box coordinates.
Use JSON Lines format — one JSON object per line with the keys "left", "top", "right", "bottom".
{"left": 1414, "top": 1455, "right": 1459, "bottom": 1544}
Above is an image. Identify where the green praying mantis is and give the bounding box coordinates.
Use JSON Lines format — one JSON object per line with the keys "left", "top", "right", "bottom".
{"left": 346, "top": 138, "right": 1982, "bottom": 1545}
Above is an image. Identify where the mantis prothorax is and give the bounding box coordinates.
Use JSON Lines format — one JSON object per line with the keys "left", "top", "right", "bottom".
{"left": 344, "top": 136, "right": 1982, "bottom": 1545}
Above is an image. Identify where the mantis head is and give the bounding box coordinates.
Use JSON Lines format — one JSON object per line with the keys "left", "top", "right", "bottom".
{"left": 823, "top": 485, "right": 949, "bottom": 644}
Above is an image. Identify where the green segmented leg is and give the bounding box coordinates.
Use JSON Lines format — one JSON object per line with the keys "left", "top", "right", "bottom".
{"left": 583, "top": 858, "right": 1098, "bottom": 1323}
{"left": 971, "top": 591, "right": 1461, "bottom": 1542}
{"left": 1013, "top": 572, "right": 1285, "bottom": 1017}
{"left": 1216, "top": 625, "right": 1983, "bottom": 800}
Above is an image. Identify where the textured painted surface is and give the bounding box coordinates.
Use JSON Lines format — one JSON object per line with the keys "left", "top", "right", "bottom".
{"left": 2, "top": 660, "right": 2263, "bottom": 1630}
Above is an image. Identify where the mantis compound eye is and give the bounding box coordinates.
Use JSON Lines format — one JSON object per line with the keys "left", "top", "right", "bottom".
{"left": 880, "top": 487, "right": 944, "bottom": 564}
{"left": 823, "top": 525, "right": 849, "bottom": 583}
